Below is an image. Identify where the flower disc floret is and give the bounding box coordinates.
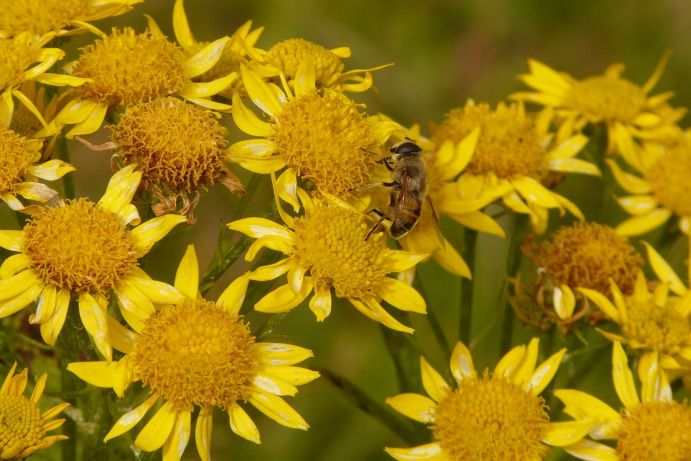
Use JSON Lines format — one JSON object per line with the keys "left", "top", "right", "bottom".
{"left": 433, "top": 373, "right": 548, "bottom": 461}
{"left": 527, "top": 223, "right": 643, "bottom": 294}
{"left": 113, "top": 98, "right": 229, "bottom": 193}
{"left": 0, "top": 395, "right": 44, "bottom": 455}
{"left": 273, "top": 91, "right": 377, "bottom": 195}
{"left": 23, "top": 199, "right": 139, "bottom": 292}
{"left": 623, "top": 296, "right": 691, "bottom": 355}
{"left": 645, "top": 146, "right": 691, "bottom": 217}
{"left": 0, "top": 0, "right": 92, "bottom": 37}
{"left": 267, "top": 39, "right": 343, "bottom": 85}
{"left": 293, "top": 206, "right": 389, "bottom": 298}
{"left": 74, "top": 28, "right": 186, "bottom": 106}
{"left": 0, "top": 37, "right": 41, "bottom": 89}
{"left": 568, "top": 76, "right": 647, "bottom": 122}
{"left": 616, "top": 401, "right": 691, "bottom": 461}
{"left": 0, "top": 129, "right": 34, "bottom": 192}
{"left": 432, "top": 103, "right": 547, "bottom": 179}
{"left": 133, "top": 299, "right": 258, "bottom": 410}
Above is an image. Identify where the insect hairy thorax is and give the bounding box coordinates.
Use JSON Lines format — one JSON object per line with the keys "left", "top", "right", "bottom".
{"left": 388, "top": 141, "right": 427, "bottom": 238}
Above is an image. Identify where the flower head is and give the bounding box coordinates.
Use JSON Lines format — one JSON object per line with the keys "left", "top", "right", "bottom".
{"left": 111, "top": 97, "right": 244, "bottom": 219}
{"left": 172, "top": 0, "right": 263, "bottom": 98}
{"left": 431, "top": 101, "right": 599, "bottom": 233}
{"left": 0, "top": 363, "right": 69, "bottom": 459}
{"left": 43, "top": 26, "right": 235, "bottom": 138}
{"left": 555, "top": 342, "right": 690, "bottom": 461}
{"left": 513, "top": 55, "right": 686, "bottom": 162}
{"left": 0, "top": 32, "right": 88, "bottom": 129}
{"left": 229, "top": 66, "right": 397, "bottom": 199}
{"left": 609, "top": 138, "right": 691, "bottom": 236}
{"left": 0, "top": 165, "right": 186, "bottom": 359}
{"left": 68, "top": 245, "right": 318, "bottom": 460}
{"left": 228, "top": 192, "right": 428, "bottom": 333}
{"left": 0, "top": 126, "right": 75, "bottom": 210}
{"left": 385, "top": 339, "right": 588, "bottom": 461}
{"left": 0, "top": 0, "right": 141, "bottom": 38}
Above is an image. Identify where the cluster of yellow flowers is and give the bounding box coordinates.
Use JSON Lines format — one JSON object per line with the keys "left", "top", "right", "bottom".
{"left": 0, "top": 1, "right": 690, "bottom": 460}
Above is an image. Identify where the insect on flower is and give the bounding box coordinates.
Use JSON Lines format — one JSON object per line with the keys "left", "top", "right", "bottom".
{"left": 366, "top": 139, "right": 442, "bottom": 242}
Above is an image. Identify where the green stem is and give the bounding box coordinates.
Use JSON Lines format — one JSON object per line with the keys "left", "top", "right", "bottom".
{"left": 57, "top": 135, "right": 75, "bottom": 199}
{"left": 459, "top": 230, "right": 477, "bottom": 345}
{"left": 0, "top": 324, "right": 53, "bottom": 351}
{"left": 414, "top": 276, "right": 450, "bottom": 359}
{"left": 317, "top": 368, "right": 420, "bottom": 444}
{"left": 499, "top": 215, "right": 527, "bottom": 355}
{"left": 379, "top": 323, "right": 420, "bottom": 392}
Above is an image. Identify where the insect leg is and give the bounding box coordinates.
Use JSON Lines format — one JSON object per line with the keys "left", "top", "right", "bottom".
{"left": 365, "top": 208, "right": 388, "bottom": 241}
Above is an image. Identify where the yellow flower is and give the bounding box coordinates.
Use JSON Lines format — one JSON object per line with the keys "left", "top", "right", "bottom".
{"left": 258, "top": 37, "right": 390, "bottom": 94}
{"left": 228, "top": 192, "right": 428, "bottom": 333}
{"left": 0, "top": 165, "right": 186, "bottom": 359}
{"left": 609, "top": 139, "right": 691, "bottom": 236}
{"left": 0, "top": 32, "right": 88, "bottom": 129}
{"left": 579, "top": 270, "right": 691, "bottom": 379}
{"left": 229, "top": 65, "right": 398, "bottom": 198}
{"left": 110, "top": 97, "right": 244, "bottom": 219}
{"left": 42, "top": 26, "right": 235, "bottom": 138}
{"left": 0, "top": 0, "right": 141, "bottom": 38}
{"left": 373, "top": 124, "right": 506, "bottom": 278}
{"left": 431, "top": 101, "right": 599, "bottom": 233}
{"left": 0, "top": 363, "right": 69, "bottom": 459}
{"left": 555, "top": 342, "right": 690, "bottom": 460}
{"left": 513, "top": 55, "right": 685, "bottom": 163}
{"left": 68, "top": 245, "right": 318, "bottom": 461}
{"left": 385, "top": 339, "right": 589, "bottom": 461}
{"left": 171, "top": 0, "right": 263, "bottom": 99}
{"left": 524, "top": 222, "right": 643, "bottom": 321}
{"left": 0, "top": 126, "right": 75, "bottom": 210}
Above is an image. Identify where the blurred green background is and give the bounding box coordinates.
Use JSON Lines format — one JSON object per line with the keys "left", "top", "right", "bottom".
{"left": 3, "top": 1, "right": 691, "bottom": 460}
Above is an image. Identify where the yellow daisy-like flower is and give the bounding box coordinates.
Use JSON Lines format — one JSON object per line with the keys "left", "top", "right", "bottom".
{"left": 371, "top": 125, "right": 506, "bottom": 278}
{"left": 229, "top": 65, "right": 398, "bottom": 199}
{"left": 0, "top": 32, "right": 88, "bottom": 129}
{"left": 579, "top": 270, "right": 691, "bottom": 379}
{"left": 0, "top": 363, "right": 69, "bottom": 459}
{"left": 0, "top": 0, "right": 141, "bottom": 38}
{"left": 0, "top": 165, "right": 186, "bottom": 359}
{"left": 68, "top": 245, "right": 318, "bottom": 461}
{"left": 0, "top": 126, "right": 75, "bottom": 210}
{"left": 171, "top": 0, "right": 263, "bottom": 99}
{"left": 431, "top": 101, "right": 599, "bottom": 233}
{"left": 385, "top": 338, "right": 589, "bottom": 461}
{"left": 257, "top": 37, "right": 389, "bottom": 94}
{"left": 555, "top": 342, "right": 690, "bottom": 460}
{"left": 524, "top": 222, "right": 643, "bottom": 322}
{"left": 228, "top": 192, "right": 428, "bottom": 333}
{"left": 110, "top": 97, "right": 244, "bottom": 219}
{"left": 608, "top": 138, "right": 691, "bottom": 236}
{"left": 512, "top": 55, "right": 686, "bottom": 162}
{"left": 42, "top": 26, "right": 235, "bottom": 138}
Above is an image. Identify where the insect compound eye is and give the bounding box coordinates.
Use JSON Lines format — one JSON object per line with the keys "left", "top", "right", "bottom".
{"left": 390, "top": 141, "right": 422, "bottom": 155}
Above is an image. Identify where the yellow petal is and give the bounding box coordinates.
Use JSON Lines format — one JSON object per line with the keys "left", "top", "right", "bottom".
{"left": 546, "top": 134, "right": 588, "bottom": 159}
{"left": 0, "top": 270, "right": 40, "bottom": 302}
{"left": 104, "top": 393, "right": 159, "bottom": 442}
{"left": 65, "top": 102, "right": 107, "bottom": 138}
{"left": 107, "top": 316, "right": 137, "bottom": 354}
{"left": 385, "top": 443, "right": 447, "bottom": 461}
{"left": 616, "top": 208, "right": 672, "bottom": 236}
{"left": 420, "top": 357, "right": 449, "bottom": 402}
{"left": 228, "top": 403, "right": 260, "bottom": 444}
{"left": 255, "top": 281, "right": 312, "bottom": 313}
{"left": 131, "top": 215, "right": 187, "bottom": 253}
{"left": 174, "top": 245, "right": 199, "bottom": 299}
{"left": 78, "top": 293, "right": 111, "bottom": 361}
{"left": 385, "top": 393, "right": 437, "bottom": 423}
{"left": 253, "top": 373, "right": 298, "bottom": 396}
{"left": 384, "top": 251, "right": 428, "bottom": 272}
{"left": 0, "top": 254, "right": 29, "bottom": 278}
{"left": 30, "top": 373, "right": 47, "bottom": 404}
{"left": 308, "top": 285, "right": 332, "bottom": 321}
{"left": 97, "top": 164, "right": 141, "bottom": 216}
{"left": 526, "top": 348, "right": 566, "bottom": 395}
{"left": 606, "top": 159, "right": 652, "bottom": 194}
{"left": 254, "top": 343, "right": 313, "bottom": 366}
{"left": 194, "top": 407, "right": 212, "bottom": 461}
{"left": 227, "top": 217, "right": 293, "bottom": 240}
{"left": 616, "top": 195, "right": 659, "bottom": 216}
{"left": 183, "top": 36, "right": 230, "bottom": 78}
{"left": 172, "top": 0, "right": 196, "bottom": 48}
{"left": 564, "top": 440, "right": 618, "bottom": 461}
{"left": 126, "top": 277, "right": 183, "bottom": 305}
{"left": 553, "top": 285, "right": 576, "bottom": 320}
{"left": 30, "top": 284, "right": 57, "bottom": 325}
{"left": 643, "top": 242, "right": 686, "bottom": 295}
{"left": 638, "top": 351, "right": 671, "bottom": 404}
{"left": 612, "top": 342, "right": 640, "bottom": 408}
{"left": 135, "top": 402, "right": 177, "bottom": 451}
{"left": 0, "top": 282, "right": 42, "bottom": 317}
{"left": 553, "top": 389, "right": 620, "bottom": 429}
{"left": 39, "top": 290, "right": 70, "bottom": 346}
{"left": 0, "top": 230, "right": 24, "bottom": 251}
{"left": 26, "top": 159, "right": 75, "bottom": 181}
{"left": 248, "top": 391, "right": 308, "bottom": 430}
{"left": 241, "top": 66, "right": 283, "bottom": 117}
{"left": 262, "top": 366, "right": 320, "bottom": 386}
{"left": 578, "top": 288, "right": 620, "bottom": 322}
{"left": 494, "top": 345, "right": 526, "bottom": 379}
{"left": 450, "top": 341, "right": 475, "bottom": 383}
{"left": 216, "top": 273, "right": 250, "bottom": 315}
{"left": 548, "top": 157, "right": 600, "bottom": 176}
{"left": 230, "top": 95, "right": 275, "bottom": 137}
{"left": 163, "top": 410, "right": 191, "bottom": 461}
{"left": 542, "top": 420, "right": 594, "bottom": 447}
{"left": 67, "top": 361, "right": 117, "bottom": 388}
{"left": 511, "top": 176, "right": 561, "bottom": 208}
{"left": 349, "top": 297, "right": 414, "bottom": 334}
{"left": 180, "top": 74, "right": 236, "bottom": 98}
{"left": 0, "top": 89, "right": 14, "bottom": 129}
{"left": 378, "top": 277, "right": 426, "bottom": 313}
